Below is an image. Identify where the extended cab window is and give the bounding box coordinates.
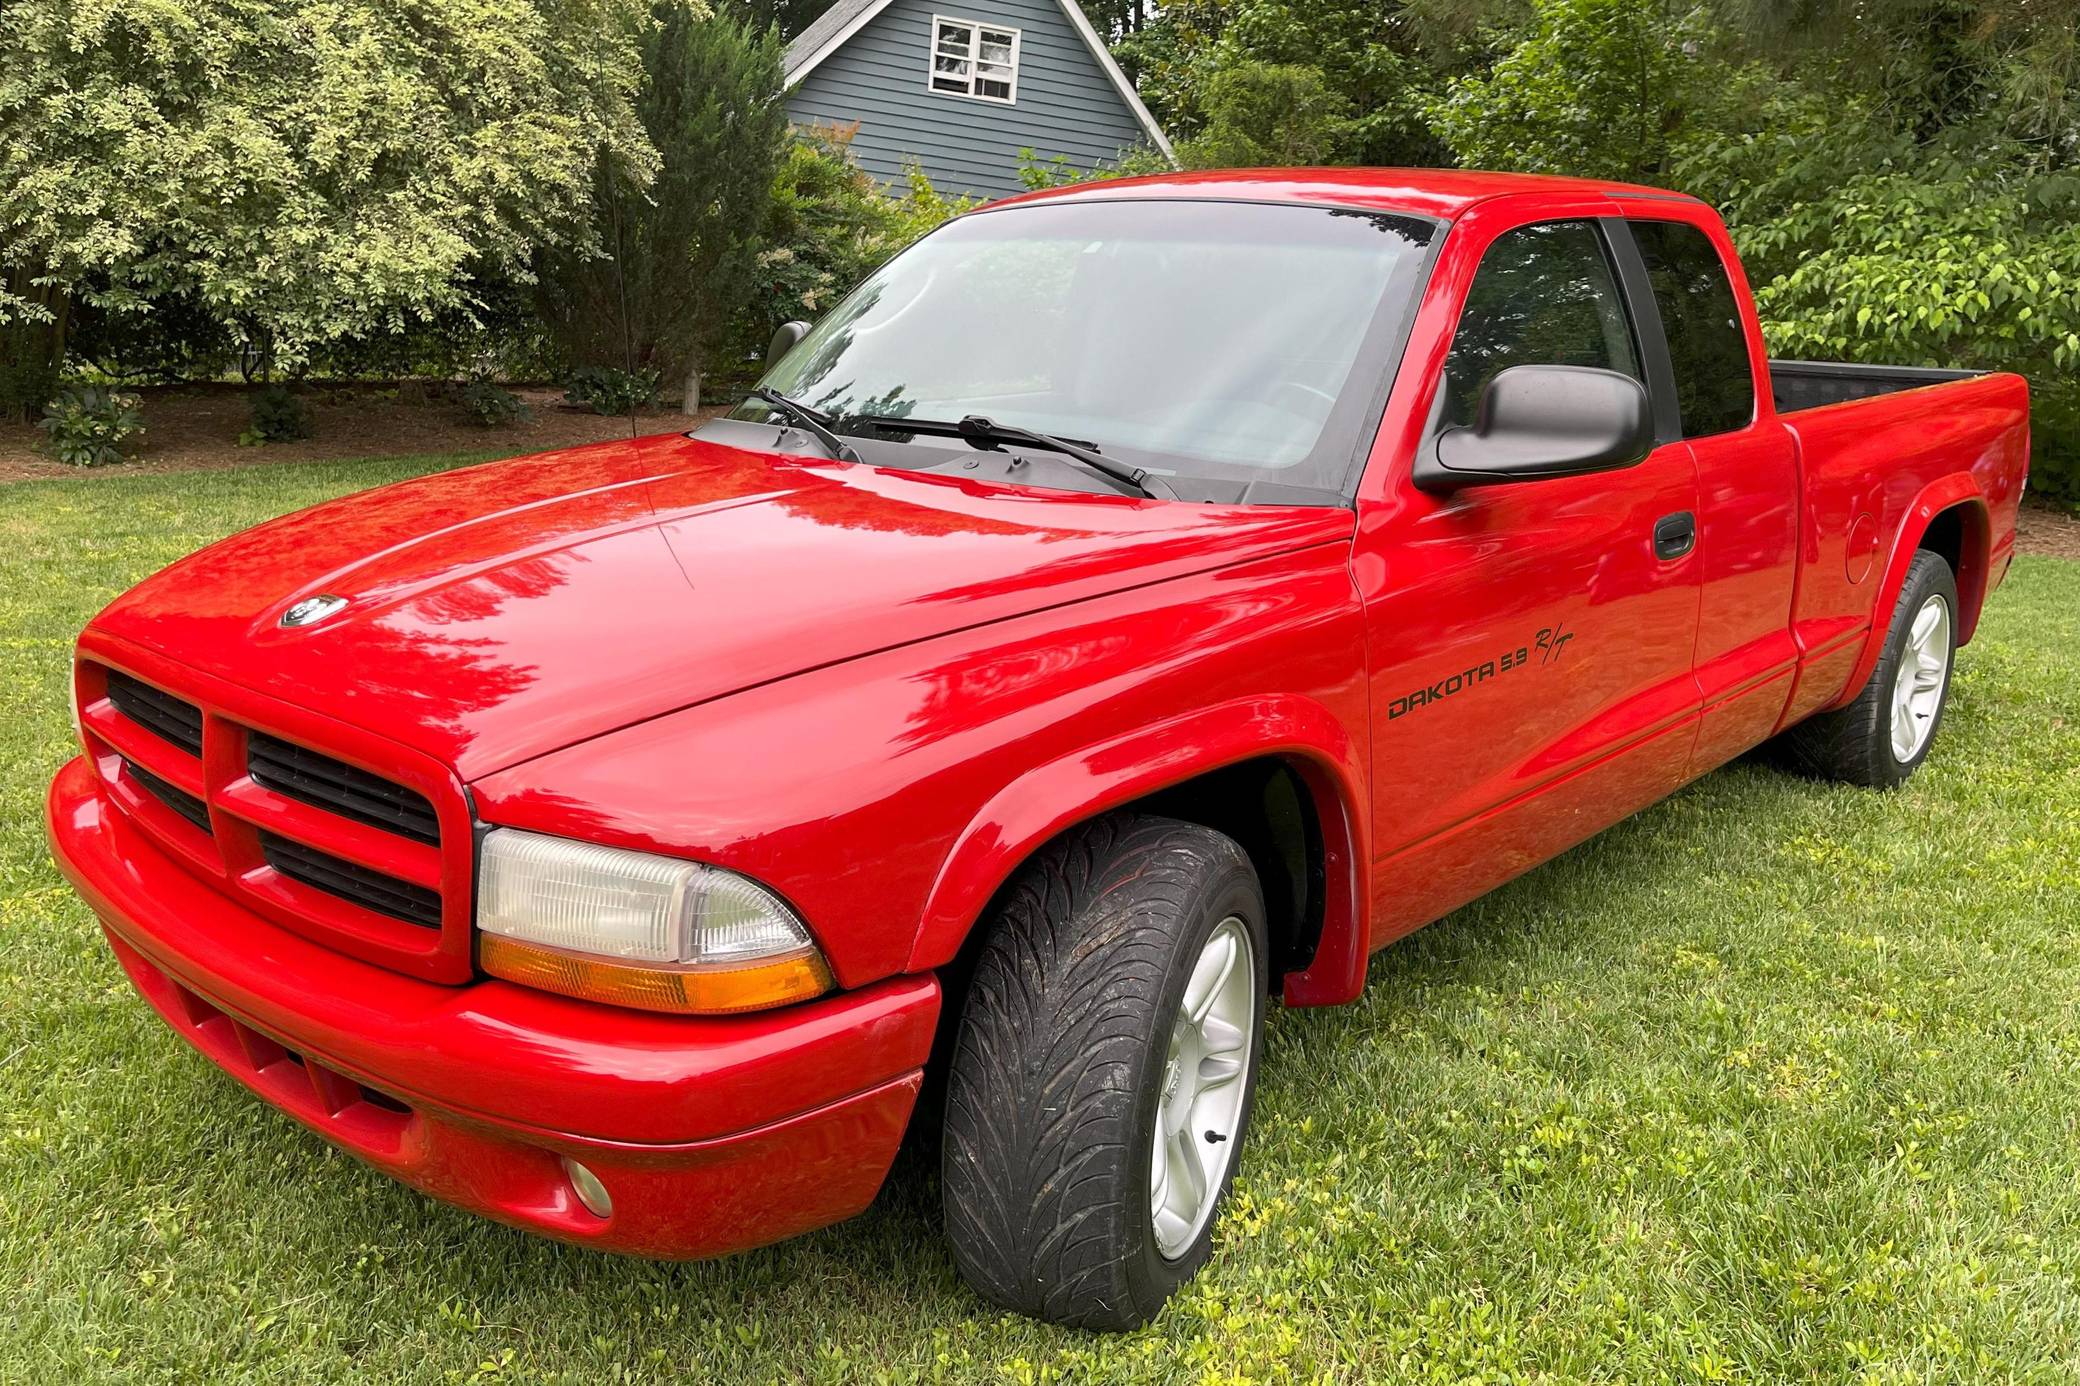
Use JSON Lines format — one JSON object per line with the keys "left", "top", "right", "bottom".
{"left": 1628, "top": 220, "right": 1754, "bottom": 437}
{"left": 1441, "top": 220, "right": 1639, "bottom": 427}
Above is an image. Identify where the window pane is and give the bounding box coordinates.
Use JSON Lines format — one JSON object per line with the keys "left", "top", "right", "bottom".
{"left": 976, "top": 77, "right": 1011, "bottom": 98}
{"left": 979, "top": 38, "right": 1012, "bottom": 64}
{"left": 1441, "top": 220, "right": 1638, "bottom": 428}
{"left": 1628, "top": 220, "right": 1754, "bottom": 437}
{"left": 935, "top": 21, "right": 971, "bottom": 44}
{"left": 934, "top": 55, "right": 969, "bottom": 77}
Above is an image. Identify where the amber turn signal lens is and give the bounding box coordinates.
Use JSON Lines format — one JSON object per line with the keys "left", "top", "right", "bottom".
{"left": 479, "top": 935, "right": 834, "bottom": 1015}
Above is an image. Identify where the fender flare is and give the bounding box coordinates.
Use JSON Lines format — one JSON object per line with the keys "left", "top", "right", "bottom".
{"left": 904, "top": 693, "right": 1372, "bottom": 1006}
{"left": 1831, "top": 473, "right": 1990, "bottom": 711}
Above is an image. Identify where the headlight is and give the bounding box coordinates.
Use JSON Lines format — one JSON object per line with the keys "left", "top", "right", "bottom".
{"left": 476, "top": 828, "right": 833, "bottom": 1014}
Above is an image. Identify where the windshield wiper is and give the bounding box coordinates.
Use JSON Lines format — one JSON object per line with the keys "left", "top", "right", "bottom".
{"left": 865, "top": 413, "right": 1175, "bottom": 500}
{"left": 752, "top": 387, "right": 863, "bottom": 464}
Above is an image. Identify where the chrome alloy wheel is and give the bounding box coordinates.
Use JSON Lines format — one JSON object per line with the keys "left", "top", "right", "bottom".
{"left": 1149, "top": 915, "right": 1258, "bottom": 1260}
{"left": 1890, "top": 593, "right": 1952, "bottom": 764}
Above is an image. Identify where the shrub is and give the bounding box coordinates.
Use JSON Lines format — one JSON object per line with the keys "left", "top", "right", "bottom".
{"left": 1177, "top": 61, "right": 1349, "bottom": 169}
{"left": 239, "top": 384, "right": 310, "bottom": 445}
{"left": 36, "top": 384, "right": 145, "bottom": 466}
{"left": 563, "top": 365, "right": 658, "bottom": 416}
{"left": 732, "top": 129, "right": 973, "bottom": 375}
{"left": 460, "top": 379, "right": 530, "bottom": 427}
{"left": 1, "top": 351, "right": 62, "bottom": 424}
{"left": 67, "top": 290, "right": 238, "bottom": 385}
{"left": 1738, "top": 153, "right": 2080, "bottom": 503}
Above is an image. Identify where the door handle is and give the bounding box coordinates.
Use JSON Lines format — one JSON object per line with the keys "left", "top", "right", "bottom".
{"left": 1653, "top": 511, "right": 1696, "bottom": 561}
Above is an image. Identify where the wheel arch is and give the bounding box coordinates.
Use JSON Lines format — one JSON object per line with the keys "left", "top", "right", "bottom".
{"left": 1832, "top": 477, "right": 1990, "bottom": 711}
{"left": 905, "top": 695, "right": 1372, "bottom": 1008}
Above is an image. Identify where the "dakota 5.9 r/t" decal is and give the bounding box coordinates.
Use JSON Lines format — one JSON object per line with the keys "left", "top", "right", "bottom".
{"left": 1386, "top": 622, "right": 1575, "bottom": 721}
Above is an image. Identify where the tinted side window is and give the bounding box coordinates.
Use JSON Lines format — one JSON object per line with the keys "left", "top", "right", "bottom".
{"left": 1629, "top": 220, "right": 1754, "bottom": 437}
{"left": 1441, "top": 220, "right": 1639, "bottom": 427}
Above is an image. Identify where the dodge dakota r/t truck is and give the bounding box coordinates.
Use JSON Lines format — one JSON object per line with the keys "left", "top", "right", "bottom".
{"left": 48, "top": 169, "right": 2029, "bottom": 1329}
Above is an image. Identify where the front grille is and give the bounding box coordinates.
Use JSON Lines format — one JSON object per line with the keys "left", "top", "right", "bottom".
{"left": 247, "top": 733, "right": 440, "bottom": 845}
{"left": 105, "top": 670, "right": 204, "bottom": 757}
{"left": 125, "top": 759, "right": 212, "bottom": 835}
{"left": 260, "top": 832, "right": 442, "bottom": 928}
{"left": 86, "top": 658, "right": 469, "bottom": 980}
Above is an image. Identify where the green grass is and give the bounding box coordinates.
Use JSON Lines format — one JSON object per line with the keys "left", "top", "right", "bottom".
{"left": 5, "top": 456, "right": 2079, "bottom": 1383}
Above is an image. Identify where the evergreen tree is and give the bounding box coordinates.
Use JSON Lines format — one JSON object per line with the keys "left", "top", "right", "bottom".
{"left": 539, "top": 4, "right": 791, "bottom": 409}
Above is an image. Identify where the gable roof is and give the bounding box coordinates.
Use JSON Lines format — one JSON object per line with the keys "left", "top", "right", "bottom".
{"left": 783, "top": 0, "right": 1175, "bottom": 160}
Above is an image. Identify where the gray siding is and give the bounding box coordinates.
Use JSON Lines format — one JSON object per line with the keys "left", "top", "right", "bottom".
{"left": 786, "top": 0, "right": 1151, "bottom": 200}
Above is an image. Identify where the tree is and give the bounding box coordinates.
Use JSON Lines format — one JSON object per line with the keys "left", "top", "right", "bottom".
{"left": 723, "top": 0, "right": 840, "bottom": 41}
{"left": 537, "top": 4, "right": 789, "bottom": 410}
{"left": 1117, "top": 0, "right": 1462, "bottom": 166}
{"left": 0, "top": 0, "right": 659, "bottom": 416}
{"left": 1178, "top": 62, "right": 1350, "bottom": 167}
{"left": 1427, "top": 0, "right": 1728, "bottom": 183}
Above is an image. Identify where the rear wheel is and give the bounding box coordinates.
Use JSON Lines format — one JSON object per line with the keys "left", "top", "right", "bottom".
{"left": 1778, "top": 550, "right": 1958, "bottom": 788}
{"left": 940, "top": 814, "right": 1268, "bottom": 1329}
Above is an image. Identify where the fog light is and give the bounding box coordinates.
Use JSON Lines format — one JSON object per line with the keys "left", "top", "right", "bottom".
{"left": 562, "top": 1157, "right": 613, "bottom": 1219}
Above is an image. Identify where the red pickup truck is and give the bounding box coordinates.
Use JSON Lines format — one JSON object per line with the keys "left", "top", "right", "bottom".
{"left": 49, "top": 169, "right": 2028, "bottom": 1328}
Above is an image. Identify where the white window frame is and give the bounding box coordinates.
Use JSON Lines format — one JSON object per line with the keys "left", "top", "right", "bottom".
{"left": 927, "top": 14, "right": 1020, "bottom": 104}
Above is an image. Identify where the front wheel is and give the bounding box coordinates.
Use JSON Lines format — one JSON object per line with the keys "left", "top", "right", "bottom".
{"left": 1777, "top": 549, "right": 1958, "bottom": 788}
{"left": 940, "top": 814, "right": 1268, "bottom": 1329}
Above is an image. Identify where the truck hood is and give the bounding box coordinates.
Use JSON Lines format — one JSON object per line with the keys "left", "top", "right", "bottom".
{"left": 91, "top": 433, "right": 1353, "bottom": 778}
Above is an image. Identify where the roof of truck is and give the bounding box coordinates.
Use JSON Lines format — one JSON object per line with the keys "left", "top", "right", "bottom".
{"left": 988, "top": 167, "right": 1707, "bottom": 221}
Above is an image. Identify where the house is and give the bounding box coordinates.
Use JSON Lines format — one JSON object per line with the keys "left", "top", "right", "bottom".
{"left": 782, "top": 0, "right": 1173, "bottom": 202}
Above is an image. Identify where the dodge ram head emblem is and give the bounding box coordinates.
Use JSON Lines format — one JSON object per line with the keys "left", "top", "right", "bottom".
{"left": 280, "top": 594, "right": 348, "bottom": 628}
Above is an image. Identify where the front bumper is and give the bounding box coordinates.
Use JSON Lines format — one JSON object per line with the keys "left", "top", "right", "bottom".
{"left": 47, "top": 757, "right": 941, "bottom": 1258}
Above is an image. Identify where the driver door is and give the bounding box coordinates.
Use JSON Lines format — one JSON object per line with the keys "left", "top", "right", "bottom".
{"left": 1357, "top": 216, "right": 1703, "bottom": 945}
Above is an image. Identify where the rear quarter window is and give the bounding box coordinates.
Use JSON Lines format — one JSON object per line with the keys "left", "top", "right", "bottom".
{"left": 1628, "top": 220, "right": 1754, "bottom": 437}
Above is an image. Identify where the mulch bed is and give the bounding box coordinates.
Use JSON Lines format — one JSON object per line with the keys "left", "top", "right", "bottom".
{"left": 0, "top": 383, "right": 717, "bottom": 483}
{"left": 2016, "top": 494, "right": 2080, "bottom": 561}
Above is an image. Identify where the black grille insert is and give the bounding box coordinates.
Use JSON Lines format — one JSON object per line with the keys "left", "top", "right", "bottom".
{"left": 125, "top": 759, "right": 213, "bottom": 836}
{"left": 104, "top": 670, "right": 204, "bottom": 758}
{"left": 247, "top": 733, "right": 439, "bottom": 845}
{"left": 260, "top": 832, "right": 442, "bottom": 928}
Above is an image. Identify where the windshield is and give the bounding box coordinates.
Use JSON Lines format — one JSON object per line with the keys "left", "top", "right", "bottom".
{"left": 739, "top": 198, "right": 1437, "bottom": 496}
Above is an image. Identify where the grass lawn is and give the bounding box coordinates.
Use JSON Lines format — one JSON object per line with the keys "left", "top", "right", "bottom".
{"left": 5, "top": 456, "right": 2078, "bottom": 1383}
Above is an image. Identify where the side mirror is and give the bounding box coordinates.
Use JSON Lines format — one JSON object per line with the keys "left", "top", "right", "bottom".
{"left": 768, "top": 319, "right": 810, "bottom": 363}
{"left": 1413, "top": 364, "right": 1654, "bottom": 493}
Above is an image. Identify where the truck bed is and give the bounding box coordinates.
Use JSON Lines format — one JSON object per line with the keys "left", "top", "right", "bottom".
{"left": 1770, "top": 359, "right": 1985, "bottom": 415}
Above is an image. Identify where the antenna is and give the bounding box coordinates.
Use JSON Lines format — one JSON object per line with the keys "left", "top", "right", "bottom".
{"left": 609, "top": 166, "right": 640, "bottom": 444}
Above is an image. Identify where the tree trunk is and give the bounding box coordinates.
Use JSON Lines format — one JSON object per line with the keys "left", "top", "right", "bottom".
{"left": 682, "top": 362, "right": 702, "bottom": 416}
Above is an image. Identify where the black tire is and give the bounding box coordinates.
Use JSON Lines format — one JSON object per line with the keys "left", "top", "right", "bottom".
{"left": 941, "top": 813, "right": 1268, "bottom": 1330}
{"left": 1777, "top": 549, "right": 1958, "bottom": 788}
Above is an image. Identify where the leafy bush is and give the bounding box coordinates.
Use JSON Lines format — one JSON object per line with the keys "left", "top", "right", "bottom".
{"left": 2, "top": 0, "right": 655, "bottom": 382}
{"left": 239, "top": 384, "right": 310, "bottom": 445}
{"left": 733, "top": 129, "right": 975, "bottom": 375}
{"left": 0, "top": 351, "right": 60, "bottom": 424}
{"left": 67, "top": 290, "right": 239, "bottom": 385}
{"left": 563, "top": 365, "right": 658, "bottom": 416}
{"left": 36, "top": 384, "right": 145, "bottom": 466}
{"left": 460, "top": 379, "right": 530, "bottom": 427}
{"left": 1739, "top": 154, "right": 2080, "bottom": 502}
{"left": 1427, "top": 0, "right": 1732, "bottom": 184}
{"left": 1178, "top": 61, "right": 1349, "bottom": 168}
